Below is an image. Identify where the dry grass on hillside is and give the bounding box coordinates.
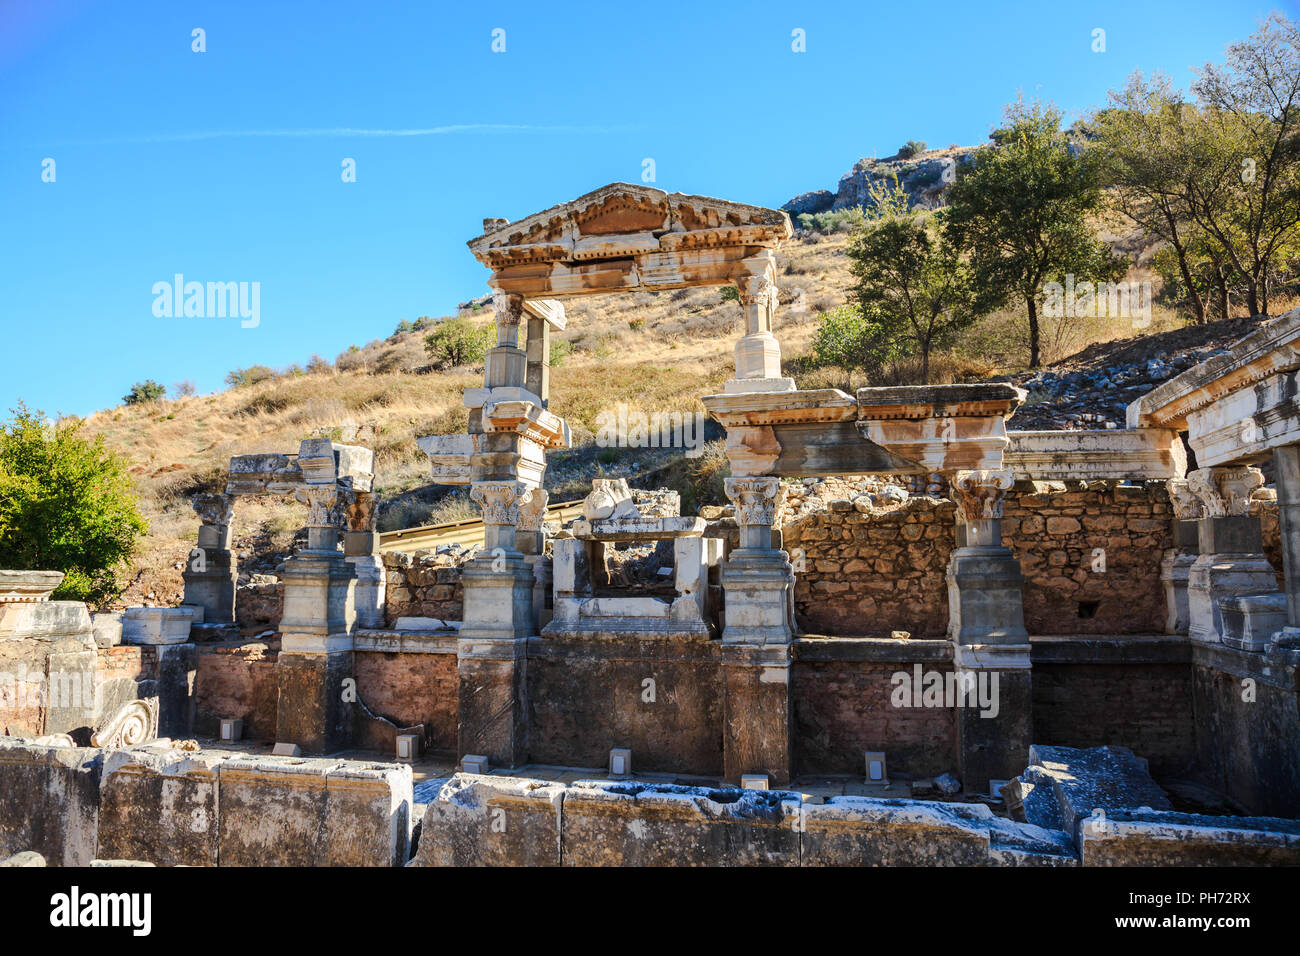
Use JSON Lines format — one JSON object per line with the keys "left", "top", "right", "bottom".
{"left": 82, "top": 230, "right": 1210, "bottom": 609}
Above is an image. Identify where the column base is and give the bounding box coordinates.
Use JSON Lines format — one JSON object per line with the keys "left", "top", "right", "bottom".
{"left": 459, "top": 553, "right": 536, "bottom": 642}
{"left": 955, "top": 663, "right": 1032, "bottom": 796}
{"left": 1187, "top": 552, "right": 1279, "bottom": 645}
{"left": 181, "top": 549, "right": 238, "bottom": 625}
{"left": 946, "top": 545, "right": 1029, "bottom": 645}
{"left": 721, "top": 643, "right": 792, "bottom": 786}
{"left": 1160, "top": 550, "right": 1196, "bottom": 635}
{"left": 721, "top": 548, "right": 794, "bottom": 645}
{"left": 274, "top": 650, "right": 355, "bottom": 753}
{"left": 456, "top": 637, "right": 528, "bottom": 768}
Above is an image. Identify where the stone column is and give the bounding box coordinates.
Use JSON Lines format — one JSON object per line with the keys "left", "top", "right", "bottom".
{"left": 723, "top": 253, "right": 795, "bottom": 395}
{"left": 275, "top": 483, "right": 357, "bottom": 753}
{"left": 720, "top": 476, "right": 794, "bottom": 785}
{"left": 517, "top": 487, "right": 552, "bottom": 631}
{"left": 182, "top": 493, "right": 237, "bottom": 625}
{"left": 485, "top": 292, "right": 527, "bottom": 390}
{"left": 525, "top": 310, "right": 550, "bottom": 406}
{"left": 1162, "top": 480, "right": 1203, "bottom": 635}
{"left": 457, "top": 479, "right": 535, "bottom": 767}
{"left": 1274, "top": 445, "right": 1300, "bottom": 647}
{"left": 946, "top": 469, "right": 1031, "bottom": 794}
{"left": 1185, "top": 466, "right": 1283, "bottom": 649}
{"left": 340, "top": 490, "right": 385, "bottom": 629}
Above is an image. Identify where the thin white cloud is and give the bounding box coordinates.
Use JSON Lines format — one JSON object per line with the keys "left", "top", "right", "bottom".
{"left": 53, "top": 123, "right": 623, "bottom": 145}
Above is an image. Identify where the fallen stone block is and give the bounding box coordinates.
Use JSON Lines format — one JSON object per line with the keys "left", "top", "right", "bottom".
{"left": 1080, "top": 809, "right": 1300, "bottom": 866}
{"left": 97, "top": 748, "right": 226, "bottom": 866}
{"left": 0, "top": 850, "right": 46, "bottom": 866}
{"left": 0, "top": 737, "right": 102, "bottom": 866}
{"left": 218, "top": 755, "right": 411, "bottom": 866}
{"left": 800, "top": 796, "right": 992, "bottom": 866}
{"left": 409, "top": 773, "right": 564, "bottom": 867}
{"left": 1027, "top": 744, "right": 1172, "bottom": 843}
{"left": 561, "top": 781, "right": 800, "bottom": 867}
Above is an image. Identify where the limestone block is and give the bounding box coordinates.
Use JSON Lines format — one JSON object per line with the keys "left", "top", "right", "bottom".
{"left": 0, "top": 738, "right": 103, "bottom": 866}
{"left": 801, "top": 797, "right": 993, "bottom": 866}
{"left": 1026, "top": 744, "right": 1172, "bottom": 843}
{"left": 91, "top": 611, "right": 124, "bottom": 649}
{"left": 1218, "top": 592, "right": 1288, "bottom": 652}
{"left": 1079, "top": 808, "right": 1300, "bottom": 866}
{"left": 409, "top": 774, "right": 563, "bottom": 867}
{"left": 217, "top": 755, "right": 411, "bottom": 866}
{"left": 0, "top": 601, "right": 93, "bottom": 644}
{"left": 561, "top": 780, "right": 800, "bottom": 867}
{"left": 97, "top": 748, "right": 225, "bottom": 866}
{"left": 121, "top": 607, "right": 196, "bottom": 646}
{"left": 0, "top": 570, "right": 65, "bottom": 604}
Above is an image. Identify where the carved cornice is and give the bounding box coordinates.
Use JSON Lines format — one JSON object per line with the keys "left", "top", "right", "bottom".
{"left": 950, "top": 469, "right": 1015, "bottom": 522}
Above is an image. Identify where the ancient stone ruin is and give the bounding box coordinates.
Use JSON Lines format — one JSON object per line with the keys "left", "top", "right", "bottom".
{"left": 2, "top": 184, "right": 1299, "bottom": 867}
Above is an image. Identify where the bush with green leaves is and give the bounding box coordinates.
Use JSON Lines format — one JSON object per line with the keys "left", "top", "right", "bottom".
{"left": 898, "top": 139, "right": 928, "bottom": 159}
{"left": 0, "top": 404, "right": 148, "bottom": 605}
{"left": 719, "top": 285, "right": 740, "bottom": 303}
{"left": 224, "top": 365, "right": 276, "bottom": 388}
{"left": 809, "top": 305, "right": 898, "bottom": 369}
{"left": 122, "top": 380, "right": 165, "bottom": 405}
{"left": 550, "top": 338, "right": 573, "bottom": 367}
{"left": 424, "top": 317, "right": 495, "bottom": 368}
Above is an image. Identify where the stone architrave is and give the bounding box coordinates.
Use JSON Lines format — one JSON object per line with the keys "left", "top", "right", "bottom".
{"left": 946, "top": 469, "right": 1031, "bottom": 795}
{"left": 182, "top": 493, "right": 238, "bottom": 625}
{"left": 1184, "top": 466, "right": 1281, "bottom": 648}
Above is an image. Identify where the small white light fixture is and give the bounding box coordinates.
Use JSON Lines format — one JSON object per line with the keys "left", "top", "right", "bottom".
{"left": 219, "top": 718, "right": 243, "bottom": 742}
{"left": 740, "top": 774, "right": 770, "bottom": 791}
{"left": 609, "top": 748, "right": 632, "bottom": 778}
{"left": 864, "top": 751, "right": 889, "bottom": 786}
{"left": 395, "top": 733, "right": 421, "bottom": 761}
{"left": 461, "top": 754, "right": 490, "bottom": 775}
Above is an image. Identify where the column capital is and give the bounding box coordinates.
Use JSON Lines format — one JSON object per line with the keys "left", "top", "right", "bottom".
{"left": 192, "top": 492, "right": 235, "bottom": 527}
{"left": 293, "top": 485, "right": 339, "bottom": 528}
{"left": 1165, "top": 478, "right": 1206, "bottom": 520}
{"left": 950, "top": 469, "right": 1014, "bottom": 523}
{"left": 492, "top": 291, "right": 525, "bottom": 348}
{"left": 724, "top": 476, "right": 781, "bottom": 529}
{"left": 516, "top": 486, "right": 549, "bottom": 533}
{"left": 338, "top": 489, "right": 378, "bottom": 532}
{"left": 1186, "top": 466, "right": 1263, "bottom": 517}
{"left": 471, "top": 480, "right": 526, "bottom": 525}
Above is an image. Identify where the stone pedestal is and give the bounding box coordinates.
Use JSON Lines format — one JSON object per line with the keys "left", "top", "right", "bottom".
{"left": 1273, "top": 444, "right": 1300, "bottom": 646}
{"left": 947, "top": 470, "right": 1032, "bottom": 794}
{"left": 274, "top": 488, "right": 357, "bottom": 754}
{"left": 1161, "top": 518, "right": 1199, "bottom": 635}
{"left": 1184, "top": 467, "right": 1279, "bottom": 647}
{"left": 342, "top": 497, "right": 385, "bottom": 630}
{"left": 457, "top": 481, "right": 535, "bottom": 767}
{"left": 719, "top": 476, "right": 794, "bottom": 785}
{"left": 723, "top": 254, "right": 795, "bottom": 395}
{"left": 182, "top": 494, "right": 237, "bottom": 624}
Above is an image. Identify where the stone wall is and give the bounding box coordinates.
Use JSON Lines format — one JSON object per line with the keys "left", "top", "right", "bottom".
{"left": 354, "top": 649, "right": 457, "bottom": 754}
{"left": 193, "top": 642, "right": 279, "bottom": 740}
{"left": 792, "top": 640, "right": 957, "bottom": 777}
{"left": 235, "top": 578, "right": 282, "bottom": 633}
{"left": 383, "top": 551, "right": 464, "bottom": 623}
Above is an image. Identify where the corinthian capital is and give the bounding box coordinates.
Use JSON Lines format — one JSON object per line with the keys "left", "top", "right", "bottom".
{"left": 517, "top": 486, "right": 549, "bottom": 533}
{"left": 471, "top": 480, "right": 525, "bottom": 526}
{"left": 951, "top": 469, "right": 1014, "bottom": 522}
{"left": 1186, "top": 466, "right": 1263, "bottom": 518}
{"left": 337, "top": 489, "right": 379, "bottom": 532}
{"left": 724, "top": 476, "right": 781, "bottom": 528}
{"left": 492, "top": 291, "right": 525, "bottom": 348}
{"left": 293, "top": 485, "right": 339, "bottom": 528}
{"left": 192, "top": 493, "right": 235, "bottom": 527}
{"left": 1165, "top": 479, "right": 1205, "bottom": 521}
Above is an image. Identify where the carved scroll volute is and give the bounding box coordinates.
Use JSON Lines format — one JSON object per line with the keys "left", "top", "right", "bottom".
{"left": 1187, "top": 467, "right": 1263, "bottom": 518}
{"left": 950, "top": 469, "right": 1014, "bottom": 523}
{"left": 724, "top": 476, "right": 781, "bottom": 528}
{"left": 293, "top": 484, "right": 339, "bottom": 528}
{"left": 91, "top": 697, "right": 159, "bottom": 748}
{"left": 517, "top": 487, "right": 549, "bottom": 533}
{"left": 1166, "top": 479, "right": 1205, "bottom": 521}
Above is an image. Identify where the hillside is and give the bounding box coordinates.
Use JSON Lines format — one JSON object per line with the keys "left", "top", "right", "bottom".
{"left": 77, "top": 190, "right": 1251, "bottom": 612}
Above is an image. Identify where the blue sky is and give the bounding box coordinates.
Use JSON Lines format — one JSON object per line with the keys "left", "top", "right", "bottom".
{"left": 1, "top": 0, "right": 1291, "bottom": 416}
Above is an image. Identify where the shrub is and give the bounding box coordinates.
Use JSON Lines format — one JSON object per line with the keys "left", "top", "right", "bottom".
{"left": 719, "top": 285, "right": 740, "bottom": 303}
{"left": 0, "top": 404, "right": 148, "bottom": 605}
{"left": 898, "top": 139, "right": 928, "bottom": 159}
{"left": 170, "top": 380, "right": 196, "bottom": 399}
{"left": 809, "top": 305, "right": 899, "bottom": 369}
{"left": 550, "top": 339, "right": 574, "bottom": 367}
{"left": 306, "top": 354, "right": 333, "bottom": 375}
{"left": 424, "top": 318, "right": 495, "bottom": 368}
{"left": 224, "top": 365, "right": 276, "bottom": 388}
{"left": 122, "top": 380, "right": 165, "bottom": 405}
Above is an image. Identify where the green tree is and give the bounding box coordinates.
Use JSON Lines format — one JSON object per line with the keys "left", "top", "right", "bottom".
{"left": 424, "top": 317, "right": 495, "bottom": 367}
{"left": 1190, "top": 13, "right": 1300, "bottom": 317}
{"left": 848, "top": 210, "right": 976, "bottom": 384}
{"left": 123, "top": 380, "right": 165, "bottom": 405}
{"left": 0, "top": 404, "right": 148, "bottom": 604}
{"left": 945, "top": 99, "right": 1127, "bottom": 367}
{"left": 809, "top": 305, "right": 897, "bottom": 369}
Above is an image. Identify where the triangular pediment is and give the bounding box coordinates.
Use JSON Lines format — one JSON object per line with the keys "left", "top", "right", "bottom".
{"left": 467, "top": 183, "right": 791, "bottom": 265}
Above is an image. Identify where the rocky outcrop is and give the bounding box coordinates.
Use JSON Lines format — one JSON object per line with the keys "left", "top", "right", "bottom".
{"left": 783, "top": 147, "right": 977, "bottom": 219}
